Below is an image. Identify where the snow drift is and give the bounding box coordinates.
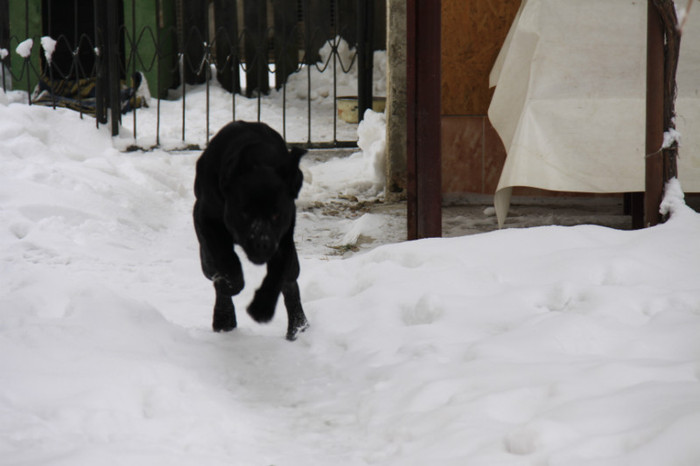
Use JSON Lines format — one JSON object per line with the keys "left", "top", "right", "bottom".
{"left": 2, "top": 93, "right": 700, "bottom": 465}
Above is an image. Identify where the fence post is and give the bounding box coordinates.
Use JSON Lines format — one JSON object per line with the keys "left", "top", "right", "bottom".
{"left": 406, "top": 0, "right": 441, "bottom": 239}
{"left": 645, "top": 0, "right": 665, "bottom": 227}
{"left": 106, "top": 0, "right": 121, "bottom": 136}
{"left": 356, "top": 0, "right": 373, "bottom": 121}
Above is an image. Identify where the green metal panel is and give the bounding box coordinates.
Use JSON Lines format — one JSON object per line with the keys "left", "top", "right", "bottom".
{"left": 123, "top": 0, "right": 177, "bottom": 99}
{"left": 8, "top": 0, "right": 41, "bottom": 93}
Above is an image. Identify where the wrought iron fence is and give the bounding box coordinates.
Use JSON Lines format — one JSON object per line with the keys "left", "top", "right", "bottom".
{"left": 0, "top": 0, "right": 386, "bottom": 149}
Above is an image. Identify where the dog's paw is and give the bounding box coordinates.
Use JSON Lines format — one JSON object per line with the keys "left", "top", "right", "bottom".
{"left": 247, "top": 290, "right": 278, "bottom": 323}
{"left": 286, "top": 319, "right": 309, "bottom": 341}
{"left": 212, "top": 306, "right": 237, "bottom": 332}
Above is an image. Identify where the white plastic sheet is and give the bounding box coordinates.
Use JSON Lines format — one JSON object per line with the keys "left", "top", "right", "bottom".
{"left": 489, "top": 0, "right": 700, "bottom": 226}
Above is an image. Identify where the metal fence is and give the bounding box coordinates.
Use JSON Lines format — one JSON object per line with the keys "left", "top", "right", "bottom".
{"left": 0, "top": 0, "right": 386, "bottom": 149}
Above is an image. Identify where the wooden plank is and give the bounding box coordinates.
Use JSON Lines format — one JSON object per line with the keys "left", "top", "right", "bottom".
{"left": 441, "top": 0, "right": 520, "bottom": 115}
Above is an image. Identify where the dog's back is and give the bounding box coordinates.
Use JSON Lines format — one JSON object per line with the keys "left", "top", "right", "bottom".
{"left": 194, "top": 121, "right": 289, "bottom": 205}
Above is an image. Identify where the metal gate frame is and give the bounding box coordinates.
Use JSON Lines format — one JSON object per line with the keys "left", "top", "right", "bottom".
{"left": 0, "top": 0, "right": 386, "bottom": 149}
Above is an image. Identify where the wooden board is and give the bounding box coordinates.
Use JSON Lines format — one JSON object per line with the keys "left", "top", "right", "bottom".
{"left": 441, "top": 0, "right": 521, "bottom": 115}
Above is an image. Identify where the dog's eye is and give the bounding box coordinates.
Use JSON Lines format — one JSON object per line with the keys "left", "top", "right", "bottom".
{"left": 271, "top": 213, "right": 280, "bottom": 221}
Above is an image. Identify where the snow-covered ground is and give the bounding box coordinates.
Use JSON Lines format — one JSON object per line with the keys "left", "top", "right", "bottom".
{"left": 2, "top": 83, "right": 700, "bottom": 466}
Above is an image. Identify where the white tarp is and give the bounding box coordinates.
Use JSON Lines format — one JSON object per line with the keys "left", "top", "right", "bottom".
{"left": 489, "top": 0, "right": 700, "bottom": 226}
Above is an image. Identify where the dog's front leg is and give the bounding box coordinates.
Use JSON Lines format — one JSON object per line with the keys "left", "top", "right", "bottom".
{"left": 194, "top": 202, "right": 244, "bottom": 332}
{"left": 213, "top": 278, "right": 237, "bottom": 332}
{"left": 246, "top": 251, "right": 285, "bottom": 324}
{"left": 280, "top": 243, "right": 308, "bottom": 340}
{"left": 282, "top": 280, "right": 308, "bottom": 341}
{"left": 247, "top": 230, "right": 308, "bottom": 340}
{"left": 246, "top": 224, "right": 297, "bottom": 323}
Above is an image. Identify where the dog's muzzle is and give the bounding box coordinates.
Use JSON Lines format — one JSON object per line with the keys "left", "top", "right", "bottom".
{"left": 246, "top": 219, "right": 277, "bottom": 264}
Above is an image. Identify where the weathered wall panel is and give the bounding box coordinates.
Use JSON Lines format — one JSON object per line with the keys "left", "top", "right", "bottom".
{"left": 441, "top": 0, "right": 520, "bottom": 194}
{"left": 441, "top": 0, "right": 520, "bottom": 115}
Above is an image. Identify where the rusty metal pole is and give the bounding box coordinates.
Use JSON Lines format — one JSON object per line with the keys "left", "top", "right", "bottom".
{"left": 406, "top": 0, "right": 442, "bottom": 240}
{"left": 357, "top": 0, "right": 374, "bottom": 122}
{"left": 106, "top": 0, "right": 121, "bottom": 136}
{"left": 645, "top": 0, "right": 665, "bottom": 227}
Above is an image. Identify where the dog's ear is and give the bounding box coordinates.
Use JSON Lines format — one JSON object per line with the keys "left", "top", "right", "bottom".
{"left": 286, "top": 146, "right": 306, "bottom": 198}
{"left": 289, "top": 146, "right": 306, "bottom": 166}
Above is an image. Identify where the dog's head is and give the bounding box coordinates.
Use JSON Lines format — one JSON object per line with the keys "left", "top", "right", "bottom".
{"left": 221, "top": 145, "right": 306, "bottom": 265}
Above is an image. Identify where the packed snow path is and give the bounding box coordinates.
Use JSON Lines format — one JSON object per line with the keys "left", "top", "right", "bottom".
{"left": 2, "top": 101, "right": 700, "bottom": 465}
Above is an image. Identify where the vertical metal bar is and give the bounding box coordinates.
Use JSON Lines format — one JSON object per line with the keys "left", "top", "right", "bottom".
{"left": 24, "top": 0, "right": 30, "bottom": 105}
{"left": 94, "top": 0, "right": 110, "bottom": 126}
{"left": 73, "top": 0, "right": 78, "bottom": 54}
{"left": 282, "top": 78, "right": 287, "bottom": 140}
{"left": 232, "top": 54, "right": 236, "bottom": 122}
{"left": 306, "top": 61, "right": 311, "bottom": 144}
{"left": 258, "top": 0, "right": 263, "bottom": 113}
{"left": 131, "top": 0, "right": 137, "bottom": 140}
{"left": 356, "top": 0, "right": 373, "bottom": 122}
{"left": 302, "top": 0, "right": 311, "bottom": 143}
{"left": 93, "top": 0, "right": 100, "bottom": 127}
{"left": 156, "top": 0, "right": 161, "bottom": 146}
{"left": 204, "top": 1, "right": 210, "bottom": 144}
{"left": 181, "top": 51, "right": 186, "bottom": 141}
{"left": 332, "top": 0, "right": 338, "bottom": 144}
{"left": 257, "top": 82, "right": 262, "bottom": 121}
{"left": 357, "top": 0, "right": 365, "bottom": 119}
{"left": 406, "top": 0, "right": 441, "bottom": 239}
{"left": 206, "top": 46, "right": 210, "bottom": 144}
{"left": 180, "top": 0, "right": 186, "bottom": 142}
{"left": 332, "top": 36, "right": 337, "bottom": 144}
{"left": 74, "top": 0, "right": 84, "bottom": 119}
{"left": 48, "top": 0, "right": 56, "bottom": 109}
{"left": 645, "top": 0, "right": 665, "bottom": 227}
{"left": 406, "top": 0, "right": 416, "bottom": 238}
{"left": 281, "top": 4, "right": 286, "bottom": 142}
{"left": 107, "top": 0, "right": 121, "bottom": 136}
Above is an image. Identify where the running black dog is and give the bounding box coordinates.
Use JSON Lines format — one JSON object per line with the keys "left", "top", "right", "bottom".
{"left": 193, "top": 121, "right": 309, "bottom": 341}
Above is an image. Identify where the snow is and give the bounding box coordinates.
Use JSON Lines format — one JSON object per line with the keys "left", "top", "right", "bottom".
{"left": 15, "top": 38, "right": 33, "bottom": 58}
{"left": 2, "top": 86, "right": 700, "bottom": 465}
{"left": 299, "top": 109, "right": 386, "bottom": 208}
{"left": 663, "top": 127, "right": 682, "bottom": 149}
{"left": 356, "top": 108, "right": 387, "bottom": 193}
{"left": 40, "top": 36, "right": 57, "bottom": 64}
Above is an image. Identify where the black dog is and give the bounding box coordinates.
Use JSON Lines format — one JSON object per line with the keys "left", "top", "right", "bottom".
{"left": 193, "top": 121, "right": 309, "bottom": 341}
